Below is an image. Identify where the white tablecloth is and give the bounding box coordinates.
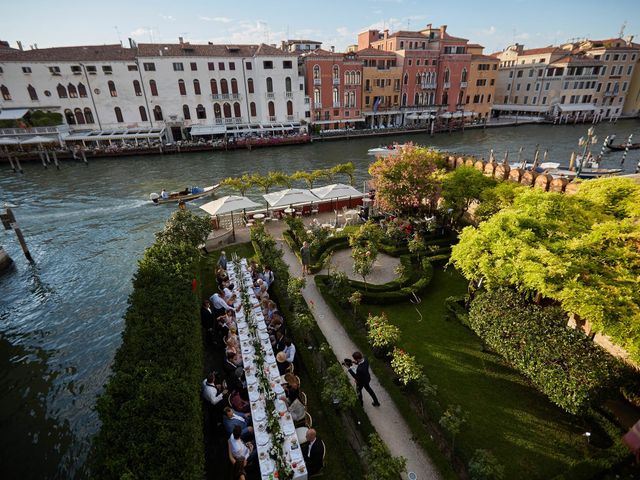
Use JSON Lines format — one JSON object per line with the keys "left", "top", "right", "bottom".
{"left": 228, "top": 260, "right": 308, "bottom": 480}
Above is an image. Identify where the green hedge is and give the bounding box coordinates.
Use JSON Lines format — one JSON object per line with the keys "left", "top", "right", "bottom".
{"left": 469, "top": 289, "right": 623, "bottom": 415}
{"left": 90, "top": 242, "right": 204, "bottom": 479}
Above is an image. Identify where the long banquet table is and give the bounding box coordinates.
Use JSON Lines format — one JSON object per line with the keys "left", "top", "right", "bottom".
{"left": 227, "top": 259, "right": 308, "bottom": 480}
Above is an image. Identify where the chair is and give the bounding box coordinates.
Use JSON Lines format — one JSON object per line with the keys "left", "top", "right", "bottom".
{"left": 304, "top": 411, "right": 313, "bottom": 428}
{"left": 286, "top": 363, "right": 295, "bottom": 374}
{"left": 228, "top": 396, "right": 233, "bottom": 408}
{"left": 299, "top": 391, "right": 307, "bottom": 406}
{"left": 295, "top": 375, "right": 301, "bottom": 386}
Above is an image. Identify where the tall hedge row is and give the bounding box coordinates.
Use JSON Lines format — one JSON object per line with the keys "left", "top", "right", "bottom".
{"left": 90, "top": 241, "right": 204, "bottom": 479}
{"left": 469, "top": 289, "right": 621, "bottom": 415}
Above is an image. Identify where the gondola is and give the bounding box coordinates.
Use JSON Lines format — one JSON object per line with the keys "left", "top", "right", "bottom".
{"left": 149, "top": 184, "right": 220, "bottom": 204}
{"left": 605, "top": 139, "right": 640, "bottom": 151}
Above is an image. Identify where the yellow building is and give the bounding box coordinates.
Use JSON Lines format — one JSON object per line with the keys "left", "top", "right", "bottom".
{"left": 623, "top": 42, "right": 640, "bottom": 117}
{"left": 465, "top": 44, "right": 499, "bottom": 119}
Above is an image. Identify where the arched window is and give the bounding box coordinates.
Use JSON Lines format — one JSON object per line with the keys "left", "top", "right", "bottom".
{"left": 286, "top": 100, "right": 293, "bottom": 116}
{"left": 457, "top": 90, "right": 464, "bottom": 105}
{"left": 68, "top": 83, "right": 78, "bottom": 98}
{"left": 108, "top": 80, "right": 117, "bottom": 97}
{"left": 313, "top": 65, "right": 320, "bottom": 80}
{"left": 210, "top": 79, "right": 218, "bottom": 95}
{"left": 247, "top": 78, "right": 254, "bottom": 94}
{"left": 220, "top": 79, "right": 229, "bottom": 95}
{"left": 402, "top": 93, "right": 407, "bottom": 106}
{"left": 332, "top": 87, "right": 339, "bottom": 105}
{"left": 332, "top": 65, "right": 339, "bottom": 80}
{"left": 74, "top": 108, "right": 85, "bottom": 124}
{"left": 197, "top": 104, "right": 207, "bottom": 119}
{"left": 444, "top": 68, "right": 450, "bottom": 84}
{"left": 193, "top": 79, "right": 201, "bottom": 95}
{"left": 250, "top": 101, "right": 256, "bottom": 117}
{"left": 214, "top": 103, "right": 222, "bottom": 119}
{"left": 344, "top": 91, "right": 349, "bottom": 107}
{"left": 266, "top": 77, "right": 273, "bottom": 93}
{"left": 27, "top": 84, "right": 38, "bottom": 101}
{"left": 178, "top": 79, "right": 186, "bottom": 95}
{"left": 150, "top": 80, "right": 158, "bottom": 96}
{"left": 231, "top": 78, "right": 238, "bottom": 95}
{"left": 84, "top": 107, "right": 95, "bottom": 124}
{"left": 442, "top": 91, "right": 448, "bottom": 105}
{"left": 233, "top": 102, "right": 241, "bottom": 118}
{"left": 64, "top": 109, "right": 75, "bottom": 124}
{"left": 355, "top": 71, "right": 361, "bottom": 84}
{"left": 403, "top": 73, "right": 408, "bottom": 85}
{"left": 78, "top": 83, "right": 87, "bottom": 98}
{"left": 223, "top": 103, "right": 231, "bottom": 118}
{"left": 313, "top": 88, "right": 321, "bottom": 105}
{"left": 414, "top": 92, "right": 419, "bottom": 105}
{"left": 183, "top": 104, "right": 191, "bottom": 120}
{"left": 415, "top": 73, "right": 421, "bottom": 84}
{"left": 114, "top": 106, "right": 123, "bottom": 123}
{"left": 153, "top": 105, "right": 163, "bottom": 121}
{"left": 285, "top": 77, "right": 292, "bottom": 92}
{"left": 461, "top": 68, "right": 467, "bottom": 83}
{"left": 139, "top": 106, "right": 147, "bottom": 122}
{"left": 57, "top": 84, "right": 67, "bottom": 99}
{"left": 268, "top": 101, "right": 275, "bottom": 118}
{"left": 1, "top": 85, "right": 11, "bottom": 101}
{"left": 133, "top": 80, "right": 142, "bottom": 96}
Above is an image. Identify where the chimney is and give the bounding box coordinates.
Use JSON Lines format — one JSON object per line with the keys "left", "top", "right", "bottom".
{"left": 17, "top": 40, "right": 23, "bottom": 51}
{"left": 178, "top": 36, "right": 183, "bottom": 44}
{"left": 440, "top": 25, "right": 447, "bottom": 36}
{"left": 383, "top": 29, "right": 389, "bottom": 40}
{"left": 331, "top": 45, "right": 335, "bottom": 53}
{"left": 34, "top": 43, "right": 38, "bottom": 49}
{"left": 426, "top": 23, "right": 432, "bottom": 30}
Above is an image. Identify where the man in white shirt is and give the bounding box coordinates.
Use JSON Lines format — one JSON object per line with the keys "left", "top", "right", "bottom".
{"left": 202, "top": 373, "right": 227, "bottom": 406}
{"left": 229, "top": 425, "right": 257, "bottom": 465}
{"left": 210, "top": 292, "right": 239, "bottom": 317}
{"left": 284, "top": 338, "right": 296, "bottom": 364}
{"left": 222, "top": 286, "right": 234, "bottom": 301}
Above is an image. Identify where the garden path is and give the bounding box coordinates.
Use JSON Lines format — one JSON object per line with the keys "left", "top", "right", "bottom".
{"left": 275, "top": 235, "right": 442, "bottom": 480}
{"left": 329, "top": 249, "right": 401, "bottom": 284}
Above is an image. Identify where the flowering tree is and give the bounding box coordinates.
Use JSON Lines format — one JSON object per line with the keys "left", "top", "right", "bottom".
{"left": 368, "top": 144, "right": 445, "bottom": 215}
{"left": 352, "top": 246, "right": 375, "bottom": 290}
{"left": 390, "top": 347, "right": 422, "bottom": 385}
{"left": 366, "top": 313, "right": 400, "bottom": 351}
{"left": 350, "top": 222, "right": 382, "bottom": 291}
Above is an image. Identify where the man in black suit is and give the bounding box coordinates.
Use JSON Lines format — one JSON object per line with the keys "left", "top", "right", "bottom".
{"left": 301, "top": 428, "right": 324, "bottom": 476}
{"left": 347, "top": 351, "right": 381, "bottom": 407}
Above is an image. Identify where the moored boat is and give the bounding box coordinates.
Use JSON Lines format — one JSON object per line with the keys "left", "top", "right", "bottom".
{"left": 150, "top": 184, "right": 220, "bottom": 204}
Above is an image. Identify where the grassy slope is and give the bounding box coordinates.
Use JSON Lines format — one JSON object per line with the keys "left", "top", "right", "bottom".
{"left": 362, "top": 268, "right": 591, "bottom": 480}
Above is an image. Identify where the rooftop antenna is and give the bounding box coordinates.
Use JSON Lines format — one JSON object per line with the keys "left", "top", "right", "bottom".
{"left": 407, "top": 18, "right": 410, "bottom": 30}
{"left": 114, "top": 26, "right": 122, "bottom": 45}
{"left": 619, "top": 20, "right": 627, "bottom": 39}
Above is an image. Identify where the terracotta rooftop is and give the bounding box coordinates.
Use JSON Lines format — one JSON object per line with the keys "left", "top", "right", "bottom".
{"left": 466, "top": 43, "right": 484, "bottom": 48}
{"left": 443, "top": 32, "right": 468, "bottom": 42}
{"left": 284, "top": 39, "right": 322, "bottom": 44}
{"left": 388, "top": 30, "right": 426, "bottom": 39}
{"left": 551, "top": 54, "right": 603, "bottom": 65}
{"left": 0, "top": 44, "right": 136, "bottom": 62}
{"left": 471, "top": 54, "right": 499, "bottom": 61}
{"left": 136, "top": 42, "right": 290, "bottom": 57}
{"left": 356, "top": 47, "right": 398, "bottom": 57}
{"left": 521, "top": 46, "right": 561, "bottom": 56}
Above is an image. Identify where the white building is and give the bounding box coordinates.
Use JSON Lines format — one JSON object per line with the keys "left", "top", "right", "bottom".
{"left": 0, "top": 39, "right": 309, "bottom": 141}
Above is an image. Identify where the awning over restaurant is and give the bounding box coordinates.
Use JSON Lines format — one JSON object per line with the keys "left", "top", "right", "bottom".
{"left": 64, "top": 127, "right": 166, "bottom": 141}
{"left": 0, "top": 108, "right": 29, "bottom": 120}
{"left": 190, "top": 125, "right": 227, "bottom": 136}
{"left": 557, "top": 104, "right": 597, "bottom": 112}
{"left": 491, "top": 104, "right": 549, "bottom": 113}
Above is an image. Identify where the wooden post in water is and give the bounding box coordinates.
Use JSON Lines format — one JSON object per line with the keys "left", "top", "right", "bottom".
{"left": 81, "top": 149, "right": 88, "bottom": 165}
{"left": 14, "top": 156, "right": 23, "bottom": 173}
{"left": 39, "top": 150, "right": 47, "bottom": 169}
{"left": 52, "top": 151, "right": 60, "bottom": 170}
{"left": 44, "top": 150, "right": 51, "bottom": 164}
{"left": 7, "top": 153, "right": 16, "bottom": 172}
{"left": 1, "top": 208, "right": 33, "bottom": 262}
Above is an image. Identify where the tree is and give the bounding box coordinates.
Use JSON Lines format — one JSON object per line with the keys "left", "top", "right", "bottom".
{"left": 155, "top": 209, "right": 212, "bottom": 248}
{"left": 368, "top": 144, "right": 444, "bottom": 216}
{"left": 468, "top": 450, "right": 505, "bottom": 480}
{"left": 292, "top": 170, "right": 323, "bottom": 189}
{"left": 352, "top": 246, "right": 375, "bottom": 290}
{"left": 474, "top": 181, "right": 525, "bottom": 222}
{"left": 349, "top": 222, "right": 382, "bottom": 290}
{"left": 251, "top": 171, "right": 281, "bottom": 194}
{"left": 272, "top": 171, "right": 294, "bottom": 188}
{"left": 332, "top": 162, "right": 356, "bottom": 185}
{"left": 441, "top": 166, "right": 496, "bottom": 226}
{"left": 221, "top": 174, "right": 254, "bottom": 196}
{"left": 361, "top": 433, "right": 407, "bottom": 480}
{"left": 439, "top": 404, "right": 469, "bottom": 458}
{"left": 321, "top": 363, "right": 358, "bottom": 409}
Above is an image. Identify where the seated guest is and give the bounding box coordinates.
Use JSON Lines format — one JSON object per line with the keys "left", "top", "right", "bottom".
{"left": 214, "top": 314, "right": 230, "bottom": 342}
{"left": 283, "top": 338, "right": 296, "bottom": 364}
{"left": 230, "top": 390, "right": 250, "bottom": 414}
{"left": 222, "top": 285, "right": 234, "bottom": 301}
{"left": 223, "top": 351, "right": 240, "bottom": 377}
{"left": 261, "top": 265, "right": 274, "bottom": 289}
{"left": 226, "top": 293, "right": 238, "bottom": 307}
{"left": 264, "top": 300, "right": 277, "bottom": 321}
{"left": 210, "top": 292, "right": 238, "bottom": 317}
{"left": 283, "top": 373, "right": 300, "bottom": 404}
{"left": 257, "top": 284, "right": 268, "bottom": 301}
{"left": 268, "top": 315, "right": 285, "bottom": 338}
{"left": 289, "top": 397, "right": 306, "bottom": 423}
{"left": 253, "top": 279, "right": 264, "bottom": 297}
{"left": 276, "top": 351, "right": 290, "bottom": 376}
{"left": 216, "top": 266, "right": 229, "bottom": 285}
{"left": 202, "top": 372, "right": 227, "bottom": 408}
{"left": 226, "top": 326, "right": 240, "bottom": 351}
{"left": 272, "top": 330, "right": 286, "bottom": 353}
{"left": 228, "top": 425, "right": 256, "bottom": 465}
{"left": 223, "top": 406, "right": 253, "bottom": 439}
{"left": 231, "top": 457, "right": 248, "bottom": 480}
{"left": 301, "top": 428, "right": 324, "bottom": 476}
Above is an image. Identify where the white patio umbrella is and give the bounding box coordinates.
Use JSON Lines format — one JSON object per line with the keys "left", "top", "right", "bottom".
{"left": 200, "top": 195, "right": 261, "bottom": 239}
{"left": 20, "top": 135, "right": 58, "bottom": 145}
{"left": 0, "top": 137, "right": 19, "bottom": 145}
{"left": 263, "top": 188, "right": 318, "bottom": 208}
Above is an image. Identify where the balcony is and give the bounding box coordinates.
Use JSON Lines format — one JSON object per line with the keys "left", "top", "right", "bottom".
{"left": 269, "top": 116, "right": 277, "bottom": 122}
{"left": 333, "top": 102, "right": 341, "bottom": 108}
{"left": 285, "top": 91, "right": 293, "bottom": 98}
{"left": 313, "top": 103, "right": 322, "bottom": 109}
{"left": 333, "top": 77, "right": 340, "bottom": 85}
{"left": 215, "top": 118, "right": 223, "bottom": 125}
{"left": 419, "top": 82, "right": 437, "bottom": 90}
{"left": 266, "top": 92, "right": 275, "bottom": 99}
{"left": 443, "top": 82, "right": 450, "bottom": 89}
{"left": 460, "top": 81, "right": 468, "bottom": 88}
{"left": 604, "top": 91, "right": 615, "bottom": 97}
{"left": 286, "top": 115, "right": 295, "bottom": 121}
{"left": 231, "top": 93, "right": 241, "bottom": 100}
{"left": 313, "top": 78, "right": 321, "bottom": 85}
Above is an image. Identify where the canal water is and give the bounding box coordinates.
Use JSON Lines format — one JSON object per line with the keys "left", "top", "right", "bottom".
{"left": 0, "top": 120, "right": 638, "bottom": 479}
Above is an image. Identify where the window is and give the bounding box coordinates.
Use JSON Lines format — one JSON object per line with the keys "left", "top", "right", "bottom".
{"left": 56, "top": 83, "right": 67, "bottom": 98}
{"left": 150, "top": 79, "right": 158, "bottom": 96}
{"left": 246, "top": 62, "right": 252, "bottom": 70}
{"left": 475, "top": 79, "right": 486, "bottom": 87}
{"left": 127, "top": 64, "right": 138, "bottom": 71}
{"left": 49, "top": 66, "right": 61, "bottom": 75}
{"left": 197, "top": 104, "right": 207, "bottom": 119}
{"left": 443, "top": 68, "right": 450, "bottom": 83}
{"left": 173, "top": 62, "right": 184, "bottom": 71}
{"left": 22, "top": 66, "right": 32, "bottom": 74}
{"left": 229, "top": 62, "right": 235, "bottom": 71}
{"left": 313, "top": 65, "right": 320, "bottom": 80}
{"left": 247, "top": 78, "right": 254, "bottom": 94}
{"left": 526, "top": 83, "right": 531, "bottom": 91}
{"left": 220, "top": 79, "right": 229, "bottom": 94}
{"left": 133, "top": 80, "right": 142, "bottom": 96}
{"left": 223, "top": 103, "right": 231, "bottom": 118}
{"left": 313, "top": 88, "right": 321, "bottom": 105}
{"left": 490, "top": 79, "right": 495, "bottom": 86}
{"left": 461, "top": 68, "right": 467, "bottom": 83}
{"left": 153, "top": 105, "right": 163, "bottom": 121}
{"left": 86, "top": 65, "right": 97, "bottom": 74}
{"left": 623, "top": 82, "right": 628, "bottom": 92}
{"left": 524, "top": 96, "right": 528, "bottom": 104}
{"left": 68, "top": 83, "right": 78, "bottom": 98}
{"left": 528, "top": 69, "right": 533, "bottom": 77}
{"left": 404, "top": 73, "right": 408, "bottom": 85}
{"left": 561, "top": 95, "right": 566, "bottom": 104}
{"left": 517, "top": 70, "right": 523, "bottom": 78}
{"left": 214, "top": 104, "right": 222, "bottom": 119}
{"left": 183, "top": 104, "right": 191, "bottom": 120}
{"left": 64, "top": 109, "right": 75, "bottom": 125}
{"left": 516, "top": 84, "right": 520, "bottom": 91}
{"left": 190, "top": 62, "right": 197, "bottom": 71}
{"left": 27, "top": 84, "right": 38, "bottom": 100}
{"left": 102, "top": 66, "right": 113, "bottom": 74}
{"left": 509, "top": 71, "right": 513, "bottom": 78}
{"left": 139, "top": 106, "right": 147, "bottom": 122}
{"left": 285, "top": 77, "right": 292, "bottom": 93}
{"left": 74, "top": 108, "right": 85, "bottom": 124}
{"left": 208, "top": 62, "right": 215, "bottom": 71}
{"left": 108, "top": 80, "right": 117, "bottom": 97}
{"left": 230, "top": 78, "right": 238, "bottom": 95}
{"left": 178, "top": 79, "right": 186, "bottom": 95}
{"left": 193, "top": 79, "right": 201, "bottom": 95}
{"left": 144, "top": 62, "right": 156, "bottom": 71}
{"left": 114, "top": 106, "right": 123, "bottom": 123}
{"left": 233, "top": 102, "right": 241, "bottom": 118}
{"left": 266, "top": 77, "right": 273, "bottom": 93}
{"left": 268, "top": 101, "right": 275, "bottom": 117}
{"left": 218, "top": 62, "right": 225, "bottom": 70}
{"left": 333, "top": 65, "right": 339, "bottom": 80}
{"left": 628, "top": 65, "right": 633, "bottom": 75}
{"left": 84, "top": 107, "right": 94, "bottom": 123}
{"left": 78, "top": 83, "right": 87, "bottom": 97}
{"left": 250, "top": 102, "right": 256, "bottom": 117}
{"left": 210, "top": 79, "right": 218, "bottom": 95}
{"left": 263, "top": 61, "right": 273, "bottom": 69}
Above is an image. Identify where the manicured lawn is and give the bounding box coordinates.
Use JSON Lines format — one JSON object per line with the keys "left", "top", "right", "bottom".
{"left": 361, "top": 268, "right": 594, "bottom": 480}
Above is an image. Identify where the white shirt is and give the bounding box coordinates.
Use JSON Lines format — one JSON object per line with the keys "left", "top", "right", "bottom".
{"left": 202, "top": 379, "right": 223, "bottom": 406}
{"left": 284, "top": 343, "right": 296, "bottom": 363}
{"left": 211, "top": 293, "right": 232, "bottom": 311}
{"left": 222, "top": 287, "right": 233, "bottom": 300}
{"left": 307, "top": 438, "right": 316, "bottom": 458}
{"left": 229, "top": 435, "right": 249, "bottom": 459}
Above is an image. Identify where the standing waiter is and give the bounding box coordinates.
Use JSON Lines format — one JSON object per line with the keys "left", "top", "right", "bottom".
{"left": 346, "top": 351, "right": 381, "bottom": 407}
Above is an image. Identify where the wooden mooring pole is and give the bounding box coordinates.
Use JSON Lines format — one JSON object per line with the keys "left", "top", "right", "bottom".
{"left": 1, "top": 208, "right": 33, "bottom": 262}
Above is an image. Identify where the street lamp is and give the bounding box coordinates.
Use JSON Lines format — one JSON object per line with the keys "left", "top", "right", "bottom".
{"left": 576, "top": 126, "right": 598, "bottom": 177}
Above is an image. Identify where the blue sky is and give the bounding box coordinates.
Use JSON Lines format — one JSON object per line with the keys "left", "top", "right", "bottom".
{"left": 1, "top": 0, "right": 638, "bottom": 53}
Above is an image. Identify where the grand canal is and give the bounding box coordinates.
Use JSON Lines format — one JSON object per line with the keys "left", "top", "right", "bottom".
{"left": 0, "top": 120, "right": 638, "bottom": 478}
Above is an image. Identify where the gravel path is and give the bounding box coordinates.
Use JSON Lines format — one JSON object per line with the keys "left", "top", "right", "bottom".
{"left": 328, "top": 249, "right": 401, "bottom": 285}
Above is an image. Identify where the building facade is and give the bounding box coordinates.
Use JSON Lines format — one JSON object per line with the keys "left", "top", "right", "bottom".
{"left": 465, "top": 45, "right": 499, "bottom": 119}
{"left": 623, "top": 42, "right": 640, "bottom": 117}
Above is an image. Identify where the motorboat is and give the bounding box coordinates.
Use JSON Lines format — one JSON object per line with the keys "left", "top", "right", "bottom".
{"left": 367, "top": 143, "right": 407, "bottom": 156}
{"left": 149, "top": 184, "right": 220, "bottom": 204}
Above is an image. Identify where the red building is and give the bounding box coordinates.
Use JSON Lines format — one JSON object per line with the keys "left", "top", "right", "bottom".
{"left": 302, "top": 49, "right": 364, "bottom": 130}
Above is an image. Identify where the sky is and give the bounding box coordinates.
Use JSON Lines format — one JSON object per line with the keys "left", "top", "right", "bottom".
{"left": 1, "top": 0, "right": 639, "bottom": 54}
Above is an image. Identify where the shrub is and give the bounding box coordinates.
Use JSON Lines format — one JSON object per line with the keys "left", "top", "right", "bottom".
{"left": 155, "top": 209, "right": 212, "bottom": 248}
{"left": 366, "top": 313, "right": 400, "bottom": 350}
{"left": 468, "top": 289, "right": 622, "bottom": 415}
{"left": 390, "top": 347, "right": 422, "bottom": 385}
{"left": 321, "top": 363, "right": 359, "bottom": 409}
{"left": 468, "top": 450, "right": 505, "bottom": 480}
{"left": 361, "top": 433, "right": 407, "bottom": 480}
